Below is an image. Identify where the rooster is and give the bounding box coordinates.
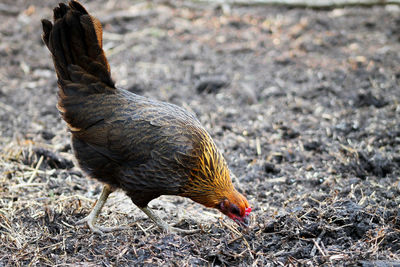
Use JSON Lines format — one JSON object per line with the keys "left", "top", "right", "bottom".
{"left": 41, "top": 1, "right": 251, "bottom": 234}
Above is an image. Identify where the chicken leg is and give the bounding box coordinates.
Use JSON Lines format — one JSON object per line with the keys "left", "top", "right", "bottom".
{"left": 139, "top": 206, "right": 200, "bottom": 234}
{"left": 77, "top": 184, "right": 199, "bottom": 234}
{"left": 76, "top": 184, "right": 127, "bottom": 234}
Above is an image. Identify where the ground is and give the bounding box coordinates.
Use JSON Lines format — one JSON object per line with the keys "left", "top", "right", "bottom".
{"left": 0, "top": 0, "right": 399, "bottom": 266}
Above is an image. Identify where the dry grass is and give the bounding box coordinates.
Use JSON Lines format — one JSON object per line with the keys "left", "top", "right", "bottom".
{"left": 1, "top": 134, "right": 399, "bottom": 265}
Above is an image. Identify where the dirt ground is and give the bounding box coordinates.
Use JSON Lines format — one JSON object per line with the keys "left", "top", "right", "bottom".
{"left": 1, "top": 0, "right": 399, "bottom": 266}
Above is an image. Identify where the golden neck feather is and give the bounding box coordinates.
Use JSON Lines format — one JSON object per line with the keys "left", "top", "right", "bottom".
{"left": 180, "top": 135, "right": 236, "bottom": 208}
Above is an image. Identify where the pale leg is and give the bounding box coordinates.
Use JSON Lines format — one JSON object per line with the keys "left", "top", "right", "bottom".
{"left": 76, "top": 184, "right": 127, "bottom": 234}
{"left": 139, "top": 206, "right": 200, "bottom": 234}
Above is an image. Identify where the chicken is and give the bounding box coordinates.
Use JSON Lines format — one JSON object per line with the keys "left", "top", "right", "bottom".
{"left": 41, "top": 1, "right": 251, "bottom": 234}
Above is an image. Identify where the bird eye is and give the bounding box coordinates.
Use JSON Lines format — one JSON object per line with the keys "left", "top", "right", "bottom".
{"left": 230, "top": 205, "right": 240, "bottom": 216}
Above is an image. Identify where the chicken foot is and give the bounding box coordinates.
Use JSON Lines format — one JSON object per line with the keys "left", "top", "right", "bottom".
{"left": 76, "top": 184, "right": 128, "bottom": 234}
{"left": 139, "top": 206, "right": 200, "bottom": 234}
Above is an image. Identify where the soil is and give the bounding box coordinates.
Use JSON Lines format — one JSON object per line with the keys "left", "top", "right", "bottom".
{"left": 1, "top": 0, "right": 399, "bottom": 266}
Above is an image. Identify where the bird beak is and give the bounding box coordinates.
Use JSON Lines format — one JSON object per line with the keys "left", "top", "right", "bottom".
{"left": 241, "top": 215, "right": 251, "bottom": 227}
{"left": 234, "top": 214, "right": 250, "bottom": 228}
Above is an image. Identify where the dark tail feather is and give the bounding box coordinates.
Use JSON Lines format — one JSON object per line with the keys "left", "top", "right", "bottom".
{"left": 41, "top": 1, "right": 114, "bottom": 90}
{"left": 42, "top": 1, "right": 115, "bottom": 132}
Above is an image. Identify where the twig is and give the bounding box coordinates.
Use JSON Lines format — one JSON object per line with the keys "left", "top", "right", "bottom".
{"left": 10, "top": 182, "right": 47, "bottom": 189}
{"left": 310, "top": 229, "right": 326, "bottom": 257}
{"left": 256, "top": 137, "right": 261, "bottom": 156}
{"left": 312, "top": 238, "right": 327, "bottom": 257}
{"left": 136, "top": 222, "right": 149, "bottom": 236}
{"left": 27, "top": 155, "right": 43, "bottom": 183}
{"left": 221, "top": 220, "right": 254, "bottom": 259}
{"left": 61, "top": 220, "right": 75, "bottom": 229}
{"left": 38, "top": 242, "right": 63, "bottom": 252}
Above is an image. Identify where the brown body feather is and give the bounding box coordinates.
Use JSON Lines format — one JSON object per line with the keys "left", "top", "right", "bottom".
{"left": 42, "top": 1, "right": 250, "bottom": 228}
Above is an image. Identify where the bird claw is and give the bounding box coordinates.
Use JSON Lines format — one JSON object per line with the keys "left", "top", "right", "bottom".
{"left": 160, "top": 224, "right": 201, "bottom": 234}
{"left": 138, "top": 206, "right": 200, "bottom": 235}
{"left": 169, "top": 227, "right": 201, "bottom": 234}
{"left": 76, "top": 215, "right": 128, "bottom": 234}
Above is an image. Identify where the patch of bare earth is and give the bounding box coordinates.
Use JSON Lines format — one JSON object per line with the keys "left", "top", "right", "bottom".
{"left": 1, "top": 1, "right": 399, "bottom": 266}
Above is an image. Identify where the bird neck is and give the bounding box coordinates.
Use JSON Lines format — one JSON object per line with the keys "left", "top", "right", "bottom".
{"left": 180, "top": 172, "right": 237, "bottom": 208}
{"left": 179, "top": 132, "right": 237, "bottom": 208}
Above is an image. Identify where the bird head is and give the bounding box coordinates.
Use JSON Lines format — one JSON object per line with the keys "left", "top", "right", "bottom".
{"left": 217, "top": 192, "right": 252, "bottom": 228}
{"left": 181, "top": 132, "right": 252, "bottom": 228}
